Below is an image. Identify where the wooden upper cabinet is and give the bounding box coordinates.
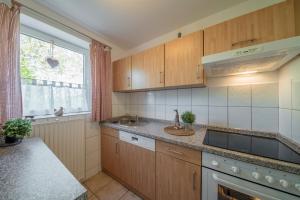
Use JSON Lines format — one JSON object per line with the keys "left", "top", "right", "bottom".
{"left": 113, "top": 57, "right": 131, "bottom": 91}
{"left": 204, "top": 0, "right": 299, "bottom": 55}
{"left": 165, "top": 31, "right": 204, "bottom": 87}
{"left": 132, "top": 45, "right": 165, "bottom": 90}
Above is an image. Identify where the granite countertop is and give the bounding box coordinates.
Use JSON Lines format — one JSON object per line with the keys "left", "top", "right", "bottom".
{"left": 0, "top": 138, "right": 87, "bottom": 200}
{"left": 102, "top": 118, "right": 300, "bottom": 175}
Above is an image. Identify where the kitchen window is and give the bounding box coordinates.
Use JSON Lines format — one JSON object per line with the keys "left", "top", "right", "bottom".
{"left": 20, "top": 27, "right": 91, "bottom": 117}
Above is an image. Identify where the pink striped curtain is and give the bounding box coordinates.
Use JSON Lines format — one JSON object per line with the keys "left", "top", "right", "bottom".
{"left": 90, "top": 40, "right": 112, "bottom": 121}
{"left": 0, "top": 3, "right": 22, "bottom": 124}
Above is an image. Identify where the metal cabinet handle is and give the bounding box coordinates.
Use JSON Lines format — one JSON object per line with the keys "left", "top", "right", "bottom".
{"left": 231, "top": 38, "right": 257, "bottom": 47}
{"left": 192, "top": 171, "right": 196, "bottom": 191}
{"left": 167, "top": 148, "right": 183, "bottom": 155}
{"left": 115, "top": 142, "right": 119, "bottom": 154}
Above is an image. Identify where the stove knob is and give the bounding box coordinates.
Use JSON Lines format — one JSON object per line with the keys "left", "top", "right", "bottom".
{"left": 295, "top": 184, "right": 300, "bottom": 192}
{"left": 252, "top": 172, "right": 260, "bottom": 180}
{"left": 211, "top": 160, "right": 219, "bottom": 167}
{"left": 279, "top": 180, "right": 289, "bottom": 188}
{"left": 265, "top": 175, "right": 274, "bottom": 184}
{"left": 231, "top": 166, "right": 240, "bottom": 174}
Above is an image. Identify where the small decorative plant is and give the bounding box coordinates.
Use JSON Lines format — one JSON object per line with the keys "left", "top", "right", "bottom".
{"left": 2, "top": 118, "right": 32, "bottom": 143}
{"left": 181, "top": 111, "right": 195, "bottom": 130}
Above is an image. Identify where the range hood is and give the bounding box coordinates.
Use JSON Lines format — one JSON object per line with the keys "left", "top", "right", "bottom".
{"left": 202, "top": 36, "right": 300, "bottom": 77}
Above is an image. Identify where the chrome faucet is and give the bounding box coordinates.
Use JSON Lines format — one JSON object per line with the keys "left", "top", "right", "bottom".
{"left": 174, "top": 109, "right": 180, "bottom": 127}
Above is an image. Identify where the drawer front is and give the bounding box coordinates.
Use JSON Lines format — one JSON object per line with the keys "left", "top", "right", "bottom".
{"left": 101, "top": 127, "right": 119, "bottom": 138}
{"left": 119, "top": 131, "right": 155, "bottom": 151}
{"left": 156, "top": 140, "right": 201, "bottom": 165}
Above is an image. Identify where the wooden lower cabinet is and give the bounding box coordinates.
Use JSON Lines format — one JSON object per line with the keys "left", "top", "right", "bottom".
{"left": 120, "top": 141, "right": 156, "bottom": 200}
{"left": 156, "top": 152, "right": 201, "bottom": 200}
{"left": 101, "top": 133, "right": 120, "bottom": 178}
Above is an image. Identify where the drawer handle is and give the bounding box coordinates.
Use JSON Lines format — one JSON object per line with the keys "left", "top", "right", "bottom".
{"left": 131, "top": 136, "right": 138, "bottom": 142}
{"left": 231, "top": 38, "right": 257, "bottom": 47}
{"left": 115, "top": 142, "right": 119, "bottom": 154}
{"left": 167, "top": 148, "right": 183, "bottom": 155}
{"left": 192, "top": 171, "right": 196, "bottom": 191}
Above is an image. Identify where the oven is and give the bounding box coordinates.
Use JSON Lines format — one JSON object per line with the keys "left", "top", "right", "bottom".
{"left": 202, "top": 152, "right": 300, "bottom": 200}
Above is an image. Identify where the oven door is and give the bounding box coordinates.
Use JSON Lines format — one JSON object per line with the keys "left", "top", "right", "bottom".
{"left": 202, "top": 167, "right": 299, "bottom": 200}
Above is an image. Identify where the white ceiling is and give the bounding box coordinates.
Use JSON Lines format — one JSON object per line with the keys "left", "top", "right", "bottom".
{"left": 32, "top": 0, "right": 247, "bottom": 49}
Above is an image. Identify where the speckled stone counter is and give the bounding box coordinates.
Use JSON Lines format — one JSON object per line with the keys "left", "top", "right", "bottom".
{"left": 0, "top": 138, "right": 87, "bottom": 200}
{"left": 102, "top": 119, "right": 300, "bottom": 175}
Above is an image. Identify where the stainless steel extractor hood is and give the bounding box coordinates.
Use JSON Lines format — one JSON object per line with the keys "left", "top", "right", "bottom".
{"left": 202, "top": 36, "right": 300, "bottom": 77}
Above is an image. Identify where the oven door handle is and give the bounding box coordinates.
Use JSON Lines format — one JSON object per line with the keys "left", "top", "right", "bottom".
{"left": 212, "top": 173, "right": 281, "bottom": 200}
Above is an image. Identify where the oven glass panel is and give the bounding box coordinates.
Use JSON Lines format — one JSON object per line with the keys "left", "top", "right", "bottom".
{"left": 218, "top": 185, "right": 261, "bottom": 200}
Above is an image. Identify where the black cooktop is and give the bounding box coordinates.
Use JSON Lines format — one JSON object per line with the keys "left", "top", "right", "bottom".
{"left": 203, "top": 129, "right": 300, "bottom": 165}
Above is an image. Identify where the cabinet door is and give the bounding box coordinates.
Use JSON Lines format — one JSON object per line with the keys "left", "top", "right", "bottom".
{"left": 132, "top": 45, "right": 165, "bottom": 90}
{"left": 101, "top": 134, "right": 120, "bottom": 178}
{"left": 120, "top": 141, "right": 155, "bottom": 200}
{"left": 204, "top": 0, "right": 297, "bottom": 55}
{"left": 113, "top": 57, "right": 131, "bottom": 91}
{"left": 165, "top": 31, "right": 204, "bottom": 87}
{"left": 156, "top": 152, "right": 201, "bottom": 200}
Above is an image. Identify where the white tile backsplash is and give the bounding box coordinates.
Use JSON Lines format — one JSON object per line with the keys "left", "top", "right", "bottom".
{"left": 166, "top": 105, "right": 178, "bottom": 121}
{"left": 155, "top": 90, "right": 166, "bottom": 105}
{"left": 252, "top": 107, "right": 278, "bottom": 132}
{"left": 209, "top": 106, "right": 228, "bottom": 127}
{"left": 178, "top": 89, "right": 192, "bottom": 106}
{"left": 166, "top": 90, "right": 177, "bottom": 105}
{"left": 252, "top": 83, "right": 278, "bottom": 107}
{"left": 145, "top": 91, "right": 155, "bottom": 105}
{"left": 228, "top": 85, "right": 251, "bottom": 107}
{"left": 279, "top": 109, "right": 292, "bottom": 138}
{"left": 192, "top": 106, "right": 208, "bottom": 125}
{"left": 209, "top": 87, "right": 227, "bottom": 106}
{"left": 292, "top": 110, "right": 300, "bottom": 143}
{"left": 112, "top": 82, "right": 284, "bottom": 136}
{"left": 155, "top": 105, "right": 166, "bottom": 120}
{"left": 192, "top": 88, "right": 208, "bottom": 106}
{"left": 228, "top": 107, "right": 251, "bottom": 130}
{"left": 292, "top": 80, "right": 300, "bottom": 110}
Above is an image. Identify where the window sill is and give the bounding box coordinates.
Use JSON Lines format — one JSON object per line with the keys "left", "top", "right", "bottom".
{"left": 30, "top": 112, "right": 91, "bottom": 125}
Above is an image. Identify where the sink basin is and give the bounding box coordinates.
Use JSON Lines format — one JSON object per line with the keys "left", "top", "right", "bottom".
{"left": 112, "top": 116, "right": 147, "bottom": 127}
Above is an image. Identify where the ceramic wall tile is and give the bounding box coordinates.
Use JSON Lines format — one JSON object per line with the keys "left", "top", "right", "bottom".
{"left": 209, "top": 87, "right": 227, "bottom": 106}
{"left": 209, "top": 106, "right": 228, "bottom": 127}
{"left": 228, "top": 107, "right": 251, "bottom": 129}
{"left": 252, "top": 83, "right": 278, "bottom": 107}
{"left": 279, "top": 108, "right": 292, "bottom": 139}
{"left": 178, "top": 89, "right": 192, "bottom": 106}
{"left": 252, "top": 107, "right": 279, "bottom": 132}
{"left": 192, "top": 106, "right": 208, "bottom": 125}
{"left": 228, "top": 85, "right": 251, "bottom": 106}
{"left": 192, "top": 88, "right": 208, "bottom": 106}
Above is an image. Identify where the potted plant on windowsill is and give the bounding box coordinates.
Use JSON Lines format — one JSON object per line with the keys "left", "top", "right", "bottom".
{"left": 2, "top": 118, "right": 32, "bottom": 144}
{"left": 181, "top": 111, "right": 196, "bottom": 130}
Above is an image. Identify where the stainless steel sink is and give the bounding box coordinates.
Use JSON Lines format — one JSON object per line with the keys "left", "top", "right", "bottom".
{"left": 111, "top": 116, "right": 147, "bottom": 127}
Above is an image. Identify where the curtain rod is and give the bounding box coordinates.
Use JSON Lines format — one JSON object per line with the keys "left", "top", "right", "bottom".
{"left": 14, "top": 0, "right": 112, "bottom": 50}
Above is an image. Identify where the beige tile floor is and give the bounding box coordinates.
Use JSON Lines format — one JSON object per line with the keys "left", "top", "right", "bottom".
{"left": 83, "top": 172, "right": 143, "bottom": 200}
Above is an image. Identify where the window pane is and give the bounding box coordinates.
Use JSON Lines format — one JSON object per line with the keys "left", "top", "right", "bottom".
{"left": 20, "top": 33, "right": 89, "bottom": 116}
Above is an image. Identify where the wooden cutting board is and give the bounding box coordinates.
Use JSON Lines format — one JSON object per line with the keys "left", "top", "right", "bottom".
{"left": 164, "top": 126, "right": 195, "bottom": 136}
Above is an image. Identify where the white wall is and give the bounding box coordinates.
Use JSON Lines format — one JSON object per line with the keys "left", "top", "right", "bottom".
{"left": 113, "top": 71, "right": 279, "bottom": 133}
{"left": 279, "top": 56, "right": 300, "bottom": 144}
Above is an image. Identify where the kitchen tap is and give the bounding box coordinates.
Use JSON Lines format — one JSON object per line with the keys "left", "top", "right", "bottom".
{"left": 174, "top": 109, "right": 180, "bottom": 128}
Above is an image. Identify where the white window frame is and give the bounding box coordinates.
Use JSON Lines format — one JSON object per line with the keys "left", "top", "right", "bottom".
{"left": 20, "top": 25, "right": 91, "bottom": 116}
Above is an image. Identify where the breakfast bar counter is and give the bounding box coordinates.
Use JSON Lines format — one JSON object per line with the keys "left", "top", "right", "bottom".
{"left": 0, "top": 137, "right": 87, "bottom": 200}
